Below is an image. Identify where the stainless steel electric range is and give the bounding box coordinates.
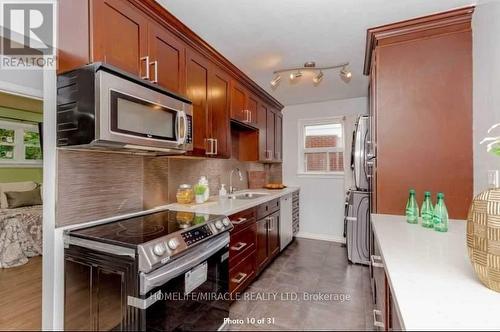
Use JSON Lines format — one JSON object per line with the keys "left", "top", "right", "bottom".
{"left": 64, "top": 209, "right": 233, "bottom": 331}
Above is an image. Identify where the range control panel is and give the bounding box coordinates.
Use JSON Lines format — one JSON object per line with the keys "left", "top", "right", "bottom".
{"left": 182, "top": 224, "right": 213, "bottom": 246}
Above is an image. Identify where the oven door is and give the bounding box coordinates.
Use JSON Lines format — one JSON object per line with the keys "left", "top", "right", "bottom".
{"left": 97, "top": 70, "right": 193, "bottom": 152}
{"left": 134, "top": 234, "right": 230, "bottom": 331}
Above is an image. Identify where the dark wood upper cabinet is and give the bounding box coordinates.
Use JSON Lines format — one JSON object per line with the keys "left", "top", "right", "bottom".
{"left": 148, "top": 22, "right": 186, "bottom": 95}
{"left": 230, "top": 81, "right": 258, "bottom": 127}
{"left": 186, "top": 48, "right": 210, "bottom": 156}
{"left": 266, "top": 109, "right": 276, "bottom": 161}
{"left": 257, "top": 103, "right": 268, "bottom": 162}
{"left": 209, "top": 66, "right": 231, "bottom": 158}
{"left": 58, "top": 0, "right": 284, "bottom": 161}
{"left": 91, "top": 0, "right": 149, "bottom": 77}
{"left": 365, "top": 6, "right": 474, "bottom": 219}
{"left": 230, "top": 81, "right": 247, "bottom": 123}
{"left": 274, "top": 112, "right": 283, "bottom": 162}
{"left": 247, "top": 94, "right": 258, "bottom": 127}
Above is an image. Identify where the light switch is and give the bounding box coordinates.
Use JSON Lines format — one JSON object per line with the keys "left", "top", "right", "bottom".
{"left": 488, "top": 170, "right": 499, "bottom": 188}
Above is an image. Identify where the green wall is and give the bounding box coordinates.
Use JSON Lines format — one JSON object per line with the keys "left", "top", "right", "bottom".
{"left": 0, "top": 107, "right": 43, "bottom": 183}
{"left": 0, "top": 168, "right": 42, "bottom": 183}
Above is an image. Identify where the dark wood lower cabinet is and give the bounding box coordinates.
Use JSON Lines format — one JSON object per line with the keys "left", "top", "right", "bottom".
{"left": 228, "top": 200, "right": 282, "bottom": 296}
{"left": 256, "top": 217, "right": 269, "bottom": 272}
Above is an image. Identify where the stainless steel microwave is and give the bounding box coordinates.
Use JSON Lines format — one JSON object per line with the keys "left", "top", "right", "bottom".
{"left": 57, "top": 63, "right": 193, "bottom": 155}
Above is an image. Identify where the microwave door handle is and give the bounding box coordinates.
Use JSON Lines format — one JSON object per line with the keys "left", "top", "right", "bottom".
{"left": 177, "top": 111, "right": 187, "bottom": 145}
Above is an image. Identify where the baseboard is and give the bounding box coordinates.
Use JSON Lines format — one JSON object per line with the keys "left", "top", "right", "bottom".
{"left": 295, "top": 232, "right": 346, "bottom": 244}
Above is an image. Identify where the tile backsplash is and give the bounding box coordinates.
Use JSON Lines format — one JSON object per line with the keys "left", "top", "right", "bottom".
{"left": 56, "top": 151, "right": 282, "bottom": 227}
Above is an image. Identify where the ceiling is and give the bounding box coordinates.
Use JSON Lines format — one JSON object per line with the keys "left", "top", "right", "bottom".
{"left": 159, "top": 0, "right": 476, "bottom": 106}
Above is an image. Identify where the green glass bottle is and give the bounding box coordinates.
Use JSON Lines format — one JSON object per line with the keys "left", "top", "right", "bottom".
{"left": 405, "top": 189, "right": 419, "bottom": 224}
{"left": 421, "top": 191, "right": 433, "bottom": 228}
{"left": 433, "top": 192, "right": 449, "bottom": 232}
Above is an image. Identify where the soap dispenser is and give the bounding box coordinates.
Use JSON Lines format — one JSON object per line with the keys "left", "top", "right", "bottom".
{"left": 219, "top": 184, "right": 227, "bottom": 198}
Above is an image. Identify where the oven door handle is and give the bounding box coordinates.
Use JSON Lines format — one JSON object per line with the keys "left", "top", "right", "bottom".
{"left": 140, "top": 232, "right": 229, "bottom": 296}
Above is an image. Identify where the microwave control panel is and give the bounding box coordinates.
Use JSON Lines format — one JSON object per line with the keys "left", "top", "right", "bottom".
{"left": 186, "top": 115, "right": 193, "bottom": 144}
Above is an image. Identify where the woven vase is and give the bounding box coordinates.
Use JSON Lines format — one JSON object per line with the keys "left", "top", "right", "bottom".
{"left": 467, "top": 188, "right": 500, "bottom": 292}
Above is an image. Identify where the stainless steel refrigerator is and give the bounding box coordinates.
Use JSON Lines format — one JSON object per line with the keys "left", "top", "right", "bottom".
{"left": 344, "top": 115, "right": 373, "bottom": 265}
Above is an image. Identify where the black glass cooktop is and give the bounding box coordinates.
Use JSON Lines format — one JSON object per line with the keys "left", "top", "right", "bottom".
{"left": 69, "top": 210, "right": 220, "bottom": 247}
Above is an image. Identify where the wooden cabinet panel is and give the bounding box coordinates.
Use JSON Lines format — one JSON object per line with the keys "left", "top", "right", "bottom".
{"left": 258, "top": 102, "right": 268, "bottom": 161}
{"left": 229, "top": 250, "right": 256, "bottom": 296}
{"left": 228, "top": 208, "right": 256, "bottom": 234}
{"left": 247, "top": 94, "right": 258, "bottom": 126}
{"left": 256, "top": 218, "right": 269, "bottom": 272}
{"left": 366, "top": 8, "right": 473, "bottom": 219}
{"left": 274, "top": 112, "right": 283, "bottom": 161}
{"left": 375, "top": 31, "right": 472, "bottom": 219}
{"left": 229, "top": 222, "right": 257, "bottom": 266}
{"left": 148, "top": 22, "right": 186, "bottom": 94}
{"left": 230, "top": 81, "right": 247, "bottom": 122}
{"left": 209, "top": 66, "right": 231, "bottom": 158}
{"left": 266, "top": 110, "right": 275, "bottom": 161}
{"left": 186, "top": 48, "right": 209, "bottom": 156}
{"left": 91, "top": 0, "right": 148, "bottom": 77}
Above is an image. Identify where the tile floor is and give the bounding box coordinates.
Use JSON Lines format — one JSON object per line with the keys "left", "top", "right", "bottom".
{"left": 229, "top": 238, "right": 374, "bottom": 331}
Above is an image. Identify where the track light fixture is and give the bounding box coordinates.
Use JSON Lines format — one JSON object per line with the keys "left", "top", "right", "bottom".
{"left": 270, "top": 61, "right": 351, "bottom": 88}
{"left": 313, "top": 71, "right": 324, "bottom": 84}
{"left": 289, "top": 71, "right": 302, "bottom": 80}
{"left": 270, "top": 74, "right": 281, "bottom": 87}
{"left": 340, "top": 66, "right": 352, "bottom": 83}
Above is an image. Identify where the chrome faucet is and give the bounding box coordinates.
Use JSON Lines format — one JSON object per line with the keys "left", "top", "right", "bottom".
{"left": 229, "top": 168, "right": 243, "bottom": 194}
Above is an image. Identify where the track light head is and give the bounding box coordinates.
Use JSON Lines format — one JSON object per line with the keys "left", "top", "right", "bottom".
{"left": 340, "top": 67, "right": 352, "bottom": 83}
{"left": 289, "top": 71, "right": 302, "bottom": 80}
{"left": 313, "top": 71, "right": 324, "bottom": 85}
{"left": 270, "top": 74, "right": 281, "bottom": 87}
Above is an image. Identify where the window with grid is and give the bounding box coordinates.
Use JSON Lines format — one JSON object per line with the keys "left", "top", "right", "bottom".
{"left": 298, "top": 118, "right": 344, "bottom": 175}
{"left": 0, "top": 120, "right": 42, "bottom": 166}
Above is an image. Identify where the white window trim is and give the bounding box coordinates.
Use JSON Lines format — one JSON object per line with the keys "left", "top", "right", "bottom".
{"left": 297, "top": 116, "right": 345, "bottom": 177}
{"left": 0, "top": 120, "right": 42, "bottom": 167}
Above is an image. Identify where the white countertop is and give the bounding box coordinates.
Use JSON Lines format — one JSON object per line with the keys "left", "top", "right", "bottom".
{"left": 164, "top": 187, "right": 300, "bottom": 216}
{"left": 372, "top": 214, "right": 500, "bottom": 330}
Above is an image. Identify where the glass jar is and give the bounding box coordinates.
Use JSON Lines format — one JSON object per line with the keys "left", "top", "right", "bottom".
{"left": 176, "top": 184, "right": 194, "bottom": 204}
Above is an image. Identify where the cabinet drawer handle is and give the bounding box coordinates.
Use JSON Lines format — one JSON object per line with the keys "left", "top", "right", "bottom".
{"left": 231, "top": 242, "right": 247, "bottom": 251}
{"left": 373, "top": 309, "right": 385, "bottom": 329}
{"left": 231, "top": 272, "right": 248, "bottom": 284}
{"left": 150, "top": 60, "right": 158, "bottom": 84}
{"left": 140, "top": 56, "right": 150, "bottom": 80}
{"left": 231, "top": 217, "right": 248, "bottom": 225}
{"left": 371, "top": 255, "right": 384, "bottom": 268}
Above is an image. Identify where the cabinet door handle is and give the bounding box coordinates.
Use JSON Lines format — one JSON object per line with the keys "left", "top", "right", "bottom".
{"left": 140, "top": 56, "right": 150, "bottom": 80}
{"left": 231, "top": 272, "right": 248, "bottom": 284}
{"left": 205, "top": 138, "right": 215, "bottom": 155}
{"left": 214, "top": 138, "right": 218, "bottom": 155}
{"left": 371, "top": 255, "right": 384, "bottom": 268}
{"left": 150, "top": 60, "right": 158, "bottom": 84}
{"left": 231, "top": 217, "right": 248, "bottom": 225}
{"left": 373, "top": 309, "right": 385, "bottom": 329}
{"left": 267, "top": 217, "right": 274, "bottom": 231}
{"left": 231, "top": 242, "right": 247, "bottom": 251}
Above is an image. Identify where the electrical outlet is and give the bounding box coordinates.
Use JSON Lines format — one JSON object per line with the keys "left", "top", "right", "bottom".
{"left": 488, "top": 170, "right": 500, "bottom": 188}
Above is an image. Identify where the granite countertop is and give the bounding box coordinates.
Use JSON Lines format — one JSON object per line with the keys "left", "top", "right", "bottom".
{"left": 165, "top": 187, "right": 300, "bottom": 216}
{"left": 372, "top": 214, "right": 500, "bottom": 330}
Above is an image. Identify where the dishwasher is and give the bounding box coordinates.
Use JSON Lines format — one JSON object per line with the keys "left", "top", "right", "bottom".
{"left": 280, "top": 193, "right": 293, "bottom": 250}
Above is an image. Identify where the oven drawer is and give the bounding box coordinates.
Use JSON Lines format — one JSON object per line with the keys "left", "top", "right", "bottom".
{"left": 256, "top": 198, "right": 280, "bottom": 220}
{"left": 229, "top": 223, "right": 257, "bottom": 266}
{"left": 229, "top": 249, "right": 256, "bottom": 296}
{"left": 229, "top": 208, "right": 256, "bottom": 234}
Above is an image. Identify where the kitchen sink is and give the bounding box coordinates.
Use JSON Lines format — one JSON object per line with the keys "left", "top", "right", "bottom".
{"left": 228, "top": 192, "right": 269, "bottom": 200}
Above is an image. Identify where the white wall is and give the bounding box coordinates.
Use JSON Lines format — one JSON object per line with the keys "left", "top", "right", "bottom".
{"left": 283, "top": 97, "right": 368, "bottom": 242}
{"left": 473, "top": 0, "right": 500, "bottom": 195}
